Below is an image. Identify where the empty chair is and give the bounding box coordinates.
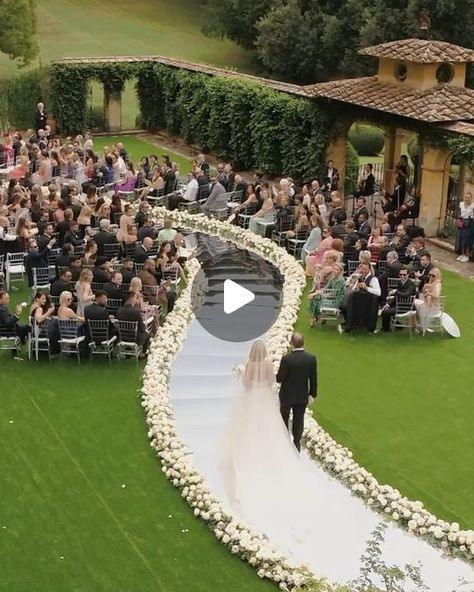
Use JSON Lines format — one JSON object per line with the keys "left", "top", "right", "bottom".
{"left": 32, "top": 267, "right": 51, "bottom": 294}
{"left": 87, "top": 319, "right": 117, "bottom": 363}
{"left": 5, "top": 252, "right": 26, "bottom": 291}
{"left": 0, "top": 323, "right": 21, "bottom": 356}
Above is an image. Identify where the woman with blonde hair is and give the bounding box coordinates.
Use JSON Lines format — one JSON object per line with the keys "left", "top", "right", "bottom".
{"left": 75, "top": 268, "right": 94, "bottom": 316}
{"left": 57, "top": 291, "right": 84, "bottom": 322}
{"left": 413, "top": 267, "right": 443, "bottom": 334}
{"left": 117, "top": 204, "right": 137, "bottom": 244}
{"left": 77, "top": 205, "right": 92, "bottom": 236}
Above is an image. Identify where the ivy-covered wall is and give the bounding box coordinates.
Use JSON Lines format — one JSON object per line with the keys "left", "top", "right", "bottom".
{"left": 49, "top": 61, "right": 335, "bottom": 180}
{"left": 0, "top": 69, "right": 47, "bottom": 130}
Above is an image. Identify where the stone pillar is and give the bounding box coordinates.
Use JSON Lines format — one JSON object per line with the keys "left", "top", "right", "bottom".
{"left": 105, "top": 91, "right": 122, "bottom": 133}
{"left": 418, "top": 145, "right": 452, "bottom": 237}
{"left": 383, "top": 128, "right": 397, "bottom": 194}
{"left": 326, "top": 134, "right": 348, "bottom": 196}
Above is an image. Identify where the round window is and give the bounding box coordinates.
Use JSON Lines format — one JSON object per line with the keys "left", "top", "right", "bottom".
{"left": 395, "top": 62, "right": 408, "bottom": 82}
{"left": 436, "top": 63, "right": 454, "bottom": 83}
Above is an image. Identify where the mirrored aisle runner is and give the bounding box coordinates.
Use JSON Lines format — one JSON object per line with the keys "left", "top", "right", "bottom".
{"left": 169, "top": 236, "right": 473, "bottom": 590}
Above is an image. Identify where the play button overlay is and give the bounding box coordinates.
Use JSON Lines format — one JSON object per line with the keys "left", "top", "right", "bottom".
{"left": 190, "top": 233, "right": 283, "bottom": 342}
{"left": 224, "top": 279, "right": 255, "bottom": 314}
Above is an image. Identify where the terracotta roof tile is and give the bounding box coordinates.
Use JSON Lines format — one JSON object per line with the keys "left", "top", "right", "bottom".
{"left": 304, "top": 76, "right": 474, "bottom": 122}
{"left": 359, "top": 39, "right": 474, "bottom": 63}
{"left": 439, "top": 122, "right": 474, "bottom": 137}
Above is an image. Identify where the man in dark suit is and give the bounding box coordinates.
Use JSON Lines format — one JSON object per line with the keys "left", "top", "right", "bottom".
{"left": 92, "top": 257, "right": 111, "bottom": 284}
{"left": 276, "top": 333, "right": 317, "bottom": 452}
{"left": 137, "top": 217, "right": 156, "bottom": 242}
{"left": 357, "top": 213, "right": 372, "bottom": 239}
{"left": 24, "top": 237, "right": 55, "bottom": 287}
{"left": 392, "top": 224, "right": 411, "bottom": 261}
{"left": 35, "top": 102, "right": 48, "bottom": 133}
{"left": 50, "top": 269, "right": 74, "bottom": 297}
{"left": 381, "top": 266, "right": 416, "bottom": 331}
{"left": 103, "top": 272, "right": 123, "bottom": 300}
{"left": 379, "top": 250, "right": 402, "bottom": 304}
{"left": 93, "top": 219, "right": 118, "bottom": 257}
{"left": 0, "top": 290, "right": 30, "bottom": 348}
{"left": 134, "top": 237, "right": 154, "bottom": 264}
{"left": 196, "top": 169, "right": 211, "bottom": 202}
{"left": 84, "top": 291, "right": 115, "bottom": 345}
{"left": 120, "top": 258, "right": 135, "bottom": 285}
{"left": 116, "top": 291, "right": 150, "bottom": 352}
{"left": 162, "top": 163, "right": 176, "bottom": 196}
{"left": 356, "top": 164, "right": 375, "bottom": 198}
{"left": 63, "top": 221, "right": 84, "bottom": 247}
{"left": 352, "top": 197, "right": 369, "bottom": 227}
{"left": 36, "top": 223, "right": 55, "bottom": 251}
{"left": 414, "top": 253, "right": 433, "bottom": 291}
{"left": 323, "top": 160, "right": 339, "bottom": 192}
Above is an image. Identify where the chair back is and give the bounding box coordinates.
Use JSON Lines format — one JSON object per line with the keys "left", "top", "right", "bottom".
{"left": 107, "top": 299, "right": 122, "bottom": 315}
{"left": 346, "top": 260, "right": 360, "bottom": 275}
{"left": 91, "top": 282, "right": 105, "bottom": 292}
{"left": 395, "top": 295, "right": 415, "bottom": 315}
{"left": 6, "top": 252, "right": 25, "bottom": 269}
{"left": 48, "top": 248, "right": 61, "bottom": 267}
{"left": 162, "top": 266, "right": 179, "bottom": 282}
{"left": 33, "top": 266, "right": 50, "bottom": 289}
{"left": 387, "top": 277, "right": 399, "bottom": 291}
{"left": 87, "top": 319, "right": 113, "bottom": 344}
{"left": 104, "top": 243, "right": 121, "bottom": 259}
{"left": 58, "top": 319, "right": 80, "bottom": 340}
{"left": 142, "top": 284, "right": 160, "bottom": 302}
{"left": 277, "top": 215, "right": 294, "bottom": 233}
{"left": 134, "top": 262, "right": 144, "bottom": 274}
{"left": 117, "top": 319, "right": 138, "bottom": 343}
{"left": 73, "top": 244, "right": 85, "bottom": 256}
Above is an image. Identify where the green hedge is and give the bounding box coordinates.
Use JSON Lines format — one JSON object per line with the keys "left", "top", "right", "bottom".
{"left": 133, "top": 62, "right": 334, "bottom": 179}
{"left": 345, "top": 141, "right": 360, "bottom": 194}
{"left": 0, "top": 69, "right": 46, "bottom": 130}
{"left": 348, "top": 124, "right": 385, "bottom": 156}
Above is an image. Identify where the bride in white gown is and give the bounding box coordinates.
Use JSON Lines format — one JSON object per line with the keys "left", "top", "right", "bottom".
{"left": 217, "top": 341, "right": 474, "bottom": 590}
{"left": 219, "top": 340, "right": 314, "bottom": 539}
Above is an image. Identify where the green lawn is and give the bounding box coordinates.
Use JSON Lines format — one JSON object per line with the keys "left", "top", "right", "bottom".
{"left": 0, "top": 285, "right": 273, "bottom": 592}
{"left": 0, "top": 0, "right": 254, "bottom": 78}
{"left": 93, "top": 135, "right": 193, "bottom": 175}
{"left": 297, "top": 270, "right": 474, "bottom": 528}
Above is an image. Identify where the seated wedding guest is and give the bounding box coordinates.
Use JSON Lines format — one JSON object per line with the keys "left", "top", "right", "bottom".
{"left": 352, "top": 196, "right": 368, "bottom": 227}
{"left": 92, "top": 257, "right": 112, "bottom": 284}
{"left": 377, "top": 235, "right": 391, "bottom": 263}
{"left": 36, "top": 223, "right": 55, "bottom": 252}
{"left": 69, "top": 256, "right": 82, "bottom": 281}
{"left": 305, "top": 226, "right": 333, "bottom": 276}
{"left": 248, "top": 188, "right": 274, "bottom": 234}
{"left": 391, "top": 224, "right": 411, "bottom": 260}
{"left": 109, "top": 193, "right": 123, "bottom": 223}
{"left": 168, "top": 170, "right": 200, "bottom": 210}
{"left": 381, "top": 212, "right": 395, "bottom": 234}
{"left": 357, "top": 212, "right": 371, "bottom": 239}
{"left": 116, "top": 290, "right": 150, "bottom": 353}
{"left": 169, "top": 233, "right": 190, "bottom": 265}
{"left": 75, "top": 268, "right": 94, "bottom": 316}
{"left": 230, "top": 184, "right": 258, "bottom": 221}
{"left": 338, "top": 262, "right": 381, "bottom": 334}
{"left": 156, "top": 241, "right": 186, "bottom": 284}
{"left": 313, "top": 249, "right": 342, "bottom": 291}
{"left": 135, "top": 236, "right": 154, "bottom": 264}
{"left": 157, "top": 218, "right": 177, "bottom": 243}
{"left": 117, "top": 205, "right": 137, "bottom": 245}
{"left": 63, "top": 220, "right": 84, "bottom": 247}
{"left": 301, "top": 214, "right": 324, "bottom": 266}
{"left": 57, "top": 290, "right": 84, "bottom": 322}
{"left": 0, "top": 290, "right": 30, "bottom": 349}
{"left": 115, "top": 161, "right": 136, "bottom": 192}
{"left": 201, "top": 176, "right": 227, "bottom": 215}
{"left": 24, "top": 236, "right": 56, "bottom": 287}
{"left": 51, "top": 269, "right": 74, "bottom": 297}
{"left": 139, "top": 259, "right": 176, "bottom": 312}
{"left": 308, "top": 262, "right": 346, "bottom": 327}
{"left": 77, "top": 205, "right": 92, "bottom": 235}
{"left": 412, "top": 267, "right": 443, "bottom": 334}
{"left": 314, "top": 193, "right": 328, "bottom": 225}
{"left": 56, "top": 209, "right": 74, "bottom": 245}
{"left": 137, "top": 216, "right": 156, "bottom": 242}
{"left": 84, "top": 290, "right": 110, "bottom": 322}
{"left": 30, "top": 290, "right": 55, "bottom": 324}
{"left": 135, "top": 200, "right": 151, "bottom": 228}
{"left": 82, "top": 240, "right": 98, "bottom": 266}
{"left": 93, "top": 218, "right": 118, "bottom": 257}
{"left": 414, "top": 252, "right": 433, "bottom": 291}
{"left": 103, "top": 272, "right": 123, "bottom": 300}
{"left": 343, "top": 220, "right": 359, "bottom": 261}
{"left": 328, "top": 194, "right": 346, "bottom": 227}
{"left": 120, "top": 258, "right": 135, "bottom": 284}
{"left": 381, "top": 266, "right": 416, "bottom": 331}
{"left": 407, "top": 237, "right": 428, "bottom": 270}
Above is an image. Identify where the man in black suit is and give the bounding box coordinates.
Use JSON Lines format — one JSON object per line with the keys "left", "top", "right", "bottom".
{"left": 35, "top": 102, "right": 48, "bottom": 133}
{"left": 392, "top": 224, "right": 411, "bottom": 261}
{"left": 162, "top": 163, "right": 176, "bottom": 196}
{"left": 414, "top": 253, "right": 433, "bottom": 291}
{"left": 352, "top": 197, "right": 369, "bottom": 227}
{"left": 92, "top": 257, "right": 111, "bottom": 284}
{"left": 24, "top": 237, "right": 55, "bottom": 287}
{"left": 93, "top": 219, "right": 118, "bottom": 257}
{"left": 0, "top": 290, "right": 30, "bottom": 348}
{"left": 134, "top": 237, "right": 154, "bottom": 264}
{"left": 328, "top": 194, "right": 346, "bottom": 227}
{"left": 381, "top": 266, "right": 416, "bottom": 331}
{"left": 120, "top": 258, "right": 135, "bottom": 285}
{"left": 276, "top": 333, "right": 317, "bottom": 452}
{"left": 355, "top": 164, "right": 375, "bottom": 198}
{"left": 343, "top": 221, "right": 359, "bottom": 261}
{"left": 50, "top": 269, "right": 74, "bottom": 297}
{"left": 116, "top": 291, "right": 150, "bottom": 353}
{"left": 36, "top": 223, "right": 55, "bottom": 252}
{"left": 84, "top": 291, "right": 115, "bottom": 346}
{"left": 63, "top": 221, "right": 84, "bottom": 247}
{"left": 137, "top": 217, "right": 156, "bottom": 242}
{"left": 196, "top": 169, "right": 210, "bottom": 202}
{"left": 103, "top": 272, "right": 123, "bottom": 300}
{"left": 357, "top": 212, "right": 372, "bottom": 239}
{"left": 323, "top": 160, "right": 339, "bottom": 192}
{"left": 135, "top": 201, "right": 151, "bottom": 229}
{"left": 56, "top": 210, "right": 74, "bottom": 246}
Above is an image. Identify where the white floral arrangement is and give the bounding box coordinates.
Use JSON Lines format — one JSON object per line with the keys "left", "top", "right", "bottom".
{"left": 140, "top": 207, "right": 473, "bottom": 591}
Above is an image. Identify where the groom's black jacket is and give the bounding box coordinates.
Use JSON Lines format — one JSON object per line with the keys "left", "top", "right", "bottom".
{"left": 277, "top": 350, "right": 317, "bottom": 406}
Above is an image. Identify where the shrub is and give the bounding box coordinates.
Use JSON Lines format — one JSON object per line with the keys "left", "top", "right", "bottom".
{"left": 86, "top": 106, "right": 106, "bottom": 132}
{"left": 345, "top": 141, "right": 360, "bottom": 195}
{"left": 348, "top": 124, "right": 384, "bottom": 156}
{"left": 0, "top": 69, "right": 45, "bottom": 130}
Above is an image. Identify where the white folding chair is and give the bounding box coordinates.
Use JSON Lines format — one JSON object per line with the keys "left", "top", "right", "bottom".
{"left": 319, "top": 288, "right": 342, "bottom": 324}
{"left": 32, "top": 267, "right": 51, "bottom": 294}
{"left": 29, "top": 318, "right": 52, "bottom": 361}
{"left": 5, "top": 252, "right": 26, "bottom": 291}
{"left": 391, "top": 296, "right": 416, "bottom": 334}
{"left": 116, "top": 320, "right": 143, "bottom": 362}
{"left": 58, "top": 320, "right": 85, "bottom": 364}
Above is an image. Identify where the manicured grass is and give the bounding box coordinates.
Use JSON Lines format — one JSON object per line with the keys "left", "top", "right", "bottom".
{"left": 297, "top": 270, "right": 474, "bottom": 528}
{"left": 0, "top": 0, "right": 254, "bottom": 78}
{"left": 93, "top": 135, "right": 193, "bottom": 176}
{"left": 1, "top": 286, "right": 274, "bottom": 592}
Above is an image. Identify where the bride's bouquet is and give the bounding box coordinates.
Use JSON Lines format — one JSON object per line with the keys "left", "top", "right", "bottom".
{"left": 232, "top": 363, "right": 245, "bottom": 379}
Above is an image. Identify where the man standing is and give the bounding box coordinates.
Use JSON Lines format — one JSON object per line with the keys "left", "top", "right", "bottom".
{"left": 35, "top": 102, "right": 48, "bottom": 133}
{"left": 276, "top": 333, "right": 317, "bottom": 452}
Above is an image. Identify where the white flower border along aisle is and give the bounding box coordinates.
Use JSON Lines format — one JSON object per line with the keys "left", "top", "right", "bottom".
{"left": 141, "top": 209, "right": 473, "bottom": 587}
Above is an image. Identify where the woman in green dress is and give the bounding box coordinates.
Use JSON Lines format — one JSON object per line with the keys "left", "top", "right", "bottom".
{"left": 308, "top": 262, "right": 346, "bottom": 326}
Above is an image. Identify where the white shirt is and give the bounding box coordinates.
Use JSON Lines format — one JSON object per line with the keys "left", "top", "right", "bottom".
{"left": 460, "top": 202, "right": 474, "bottom": 219}
{"left": 363, "top": 274, "right": 381, "bottom": 297}
{"left": 116, "top": 157, "right": 127, "bottom": 175}
{"left": 184, "top": 178, "right": 199, "bottom": 202}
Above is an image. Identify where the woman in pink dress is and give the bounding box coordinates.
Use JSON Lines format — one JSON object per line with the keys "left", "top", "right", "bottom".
{"left": 305, "top": 227, "right": 333, "bottom": 277}
{"left": 8, "top": 147, "right": 29, "bottom": 181}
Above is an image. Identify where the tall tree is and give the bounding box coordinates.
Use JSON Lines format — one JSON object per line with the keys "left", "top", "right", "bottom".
{"left": 0, "top": 0, "right": 38, "bottom": 66}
